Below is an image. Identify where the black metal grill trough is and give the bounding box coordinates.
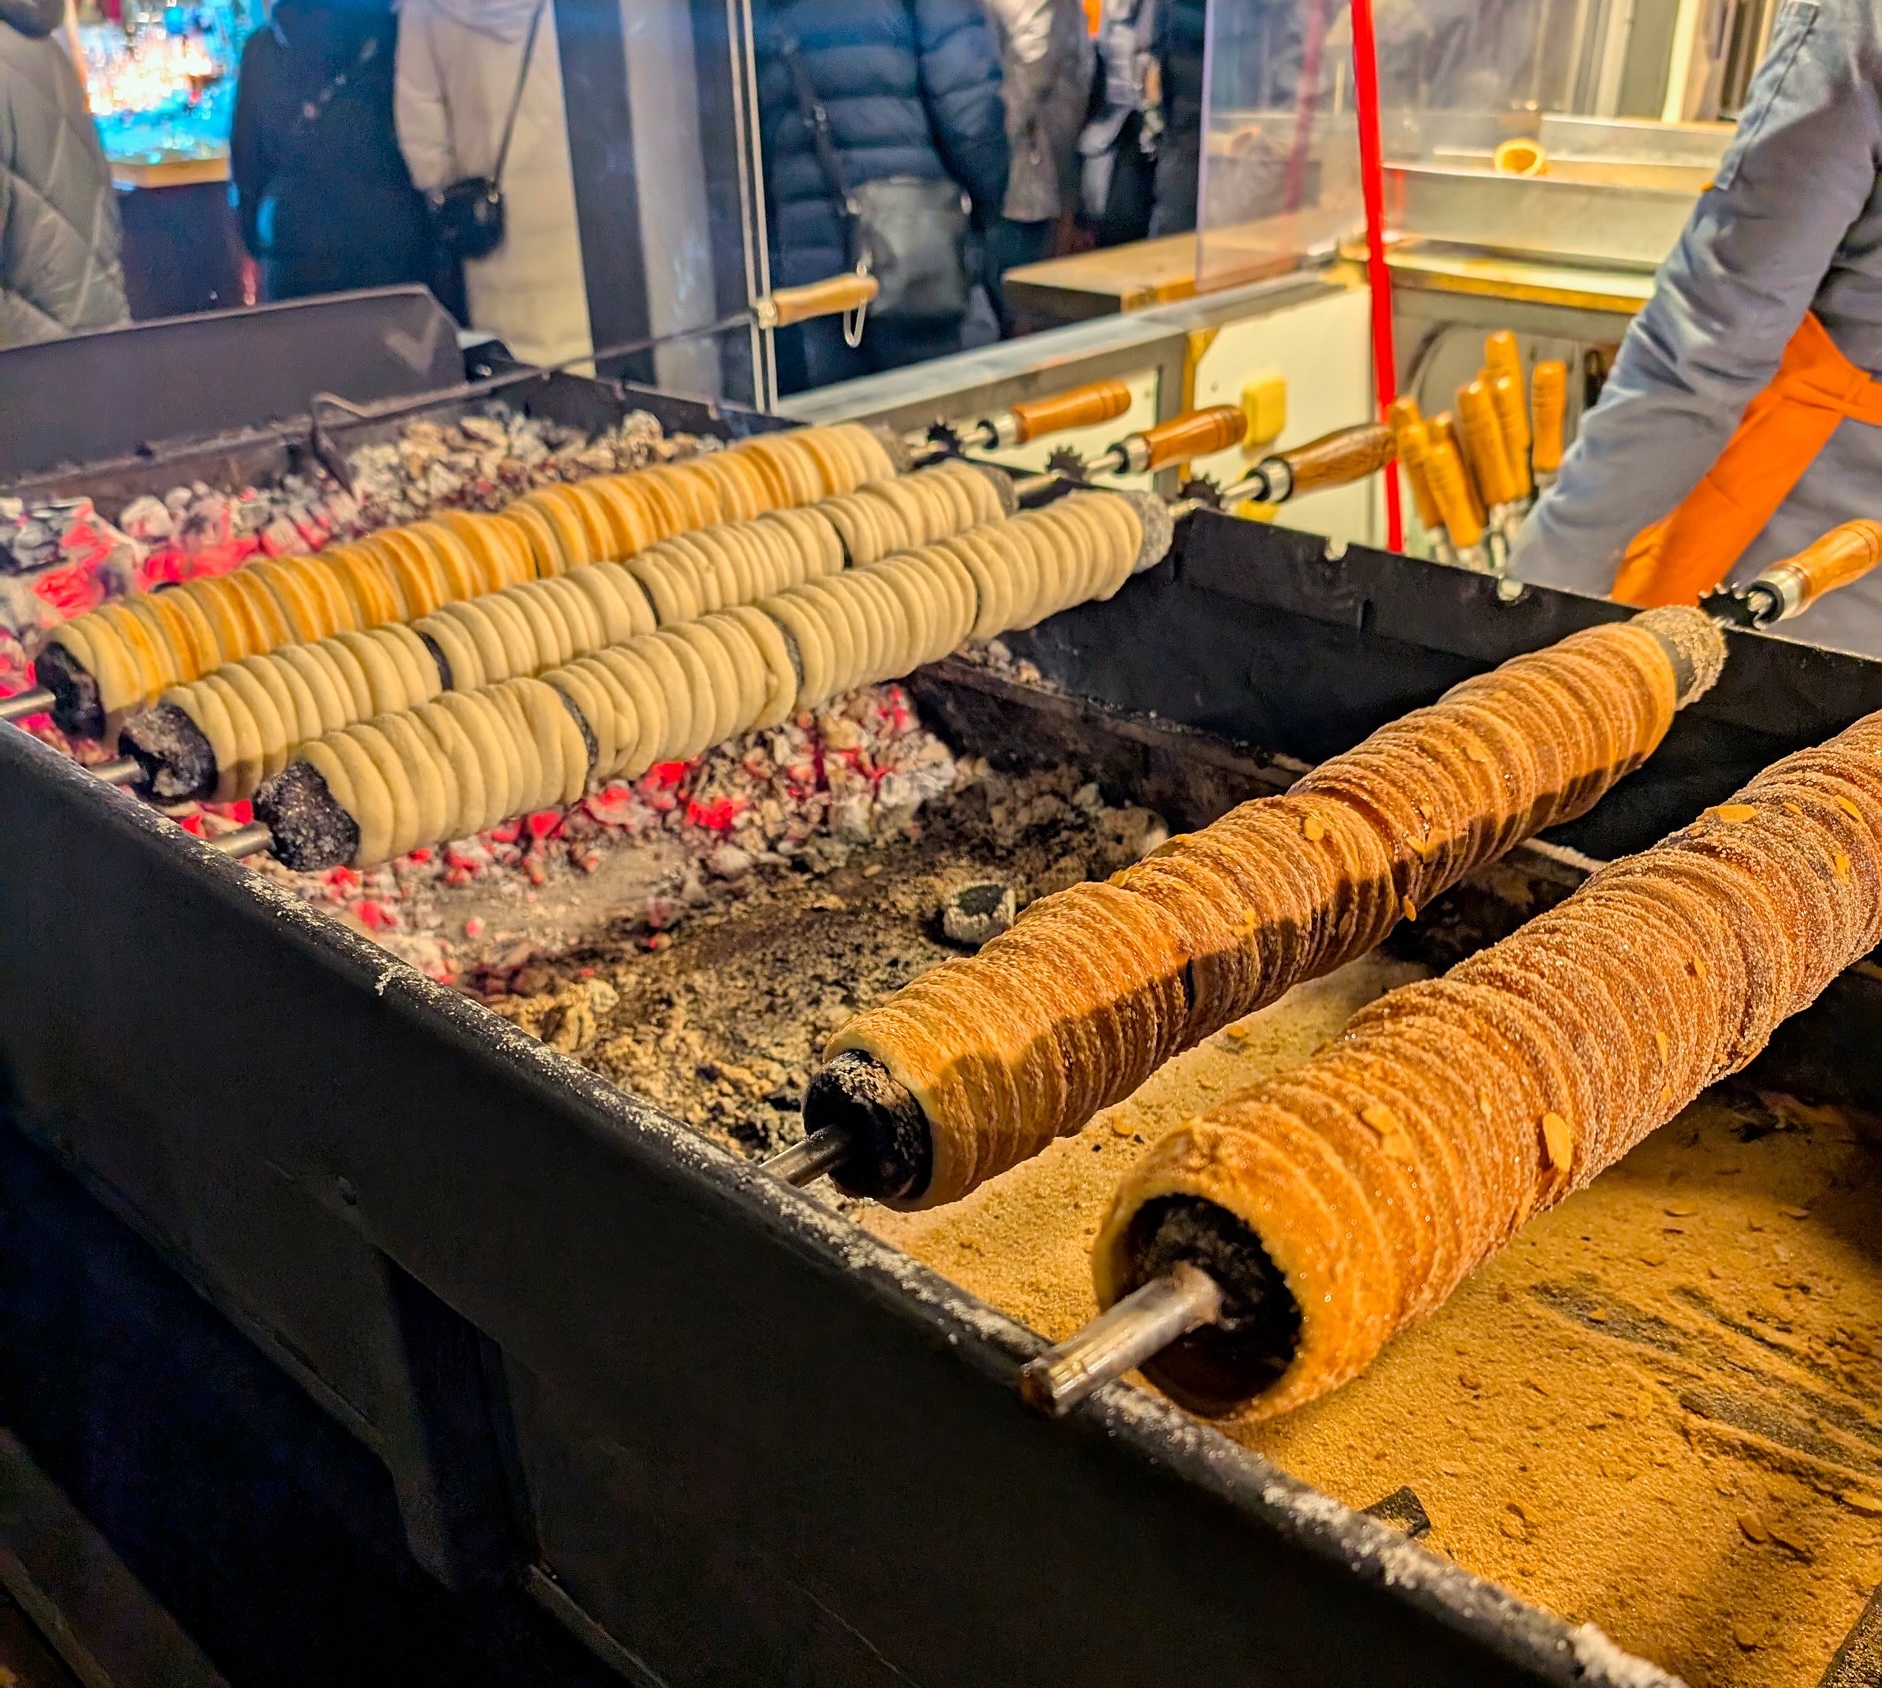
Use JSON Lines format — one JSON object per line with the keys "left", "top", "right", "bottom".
{"left": 3, "top": 362, "right": 1881, "bottom": 1685}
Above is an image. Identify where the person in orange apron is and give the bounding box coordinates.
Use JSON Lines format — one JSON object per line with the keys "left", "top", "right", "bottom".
{"left": 1509, "top": 0, "right": 1882, "bottom": 655}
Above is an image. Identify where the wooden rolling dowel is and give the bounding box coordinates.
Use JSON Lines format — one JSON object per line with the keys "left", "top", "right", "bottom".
{"left": 1423, "top": 439, "right": 1488, "bottom": 568}
{"left": 1008, "top": 380, "right": 1134, "bottom": 444}
{"left": 1135, "top": 405, "right": 1249, "bottom": 471}
{"left": 1428, "top": 412, "right": 1484, "bottom": 526}
{"left": 1092, "top": 708, "right": 1882, "bottom": 1423}
{"left": 1531, "top": 361, "right": 1567, "bottom": 484}
{"left": 1059, "top": 405, "right": 1253, "bottom": 482}
{"left": 1490, "top": 374, "right": 1534, "bottom": 499}
{"left": 1279, "top": 422, "right": 1396, "bottom": 499}
{"left": 1392, "top": 420, "right": 1446, "bottom": 539}
{"left": 1747, "top": 518, "right": 1882, "bottom": 620}
{"left": 759, "top": 273, "right": 880, "bottom": 328}
{"left": 1485, "top": 329, "right": 1523, "bottom": 387}
{"left": 1224, "top": 423, "right": 1397, "bottom": 506}
{"left": 1456, "top": 380, "right": 1519, "bottom": 511}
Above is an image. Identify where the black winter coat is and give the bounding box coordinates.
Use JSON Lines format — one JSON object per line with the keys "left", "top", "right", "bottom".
{"left": 753, "top": 0, "right": 1009, "bottom": 290}
{"left": 229, "top": 0, "right": 432, "bottom": 301}
{"left": 1152, "top": 0, "right": 1206, "bottom": 236}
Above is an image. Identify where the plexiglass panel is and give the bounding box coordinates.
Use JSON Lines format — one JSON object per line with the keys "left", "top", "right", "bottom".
{"left": 1196, "top": 0, "right": 1362, "bottom": 292}
{"left": 1196, "top": 0, "right": 1740, "bottom": 291}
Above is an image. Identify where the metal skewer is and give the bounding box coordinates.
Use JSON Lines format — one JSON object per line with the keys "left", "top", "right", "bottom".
{"left": 763, "top": 1125, "right": 855, "bottom": 1186}
{"left": 1019, "top": 1264, "right": 1223, "bottom": 1417}
{"left": 208, "top": 823, "right": 274, "bottom": 859}
{"left": 0, "top": 687, "right": 53, "bottom": 723}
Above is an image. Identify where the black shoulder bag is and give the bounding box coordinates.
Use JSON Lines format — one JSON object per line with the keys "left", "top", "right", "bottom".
{"left": 782, "top": 39, "right": 972, "bottom": 323}
{"left": 428, "top": 0, "right": 546, "bottom": 261}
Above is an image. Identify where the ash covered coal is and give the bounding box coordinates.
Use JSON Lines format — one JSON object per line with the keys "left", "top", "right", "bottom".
{"left": 490, "top": 755, "right": 1169, "bottom": 1164}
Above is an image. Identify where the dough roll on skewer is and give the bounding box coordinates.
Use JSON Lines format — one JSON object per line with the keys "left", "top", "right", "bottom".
{"left": 114, "top": 461, "right": 1016, "bottom": 804}
{"left": 252, "top": 489, "right": 1163, "bottom": 871}
{"left": 812, "top": 608, "right": 1728, "bottom": 1210}
{"left": 1091, "top": 711, "right": 1882, "bottom": 1424}
{"left": 31, "top": 421, "right": 912, "bottom": 740}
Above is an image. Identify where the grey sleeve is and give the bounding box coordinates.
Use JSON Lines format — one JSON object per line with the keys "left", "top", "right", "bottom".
{"left": 1510, "top": 0, "right": 1882, "bottom": 594}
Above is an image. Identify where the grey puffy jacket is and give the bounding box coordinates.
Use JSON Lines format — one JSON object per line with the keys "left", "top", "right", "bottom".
{"left": 0, "top": 0, "right": 129, "bottom": 347}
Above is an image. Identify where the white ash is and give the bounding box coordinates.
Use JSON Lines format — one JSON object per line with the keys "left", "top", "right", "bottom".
{"left": 127, "top": 405, "right": 710, "bottom": 568}
{"left": 959, "top": 637, "right": 1050, "bottom": 690}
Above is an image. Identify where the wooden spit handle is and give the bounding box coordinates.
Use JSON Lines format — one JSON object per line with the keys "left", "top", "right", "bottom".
{"left": 1009, "top": 379, "right": 1134, "bottom": 443}
{"left": 1485, "top": 330, "right": 1523, "bottom": 387}
{"left": 1429, "top": 411, "right": 1485, "bottom": 527}
{"left": 1531, "top": 360, "right": 1568, "bottom": 476}
{"left": 1425, "top": 440, "right": 1484, "bottom": 551}
{"left": 1755, "top": 520, "right": 1882, "bottom": 618}
{"left": 1491, "top": 374, "right": 1534, "bottom": 498}
{"left": 765, "top": 273, "right": 881, "bottom": 327}
{"left": 1135, "top": 405, "right": 1249, "bottom": 472}
{"left": 1282, "top": 421, "right": 1398, "bottom": 498}
{"left": 1457, "top": 380, "right": 1519, "bottom": 508}
{"left": 1394, "top": 419, "right": 1446, "bottom": 532}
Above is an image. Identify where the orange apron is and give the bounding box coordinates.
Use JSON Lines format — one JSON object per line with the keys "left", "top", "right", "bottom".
{"left": 1613, "top": 312, "right": 1882, "bottom": 607}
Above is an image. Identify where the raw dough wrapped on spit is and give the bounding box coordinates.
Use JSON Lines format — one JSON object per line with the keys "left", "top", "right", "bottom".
{"left": 255, "top": 489, "right": 1155, "bottom": 871}
{"left": 44, "top": 421, "right": 901, "bottom": 730}
{"left": 1095, "top": 709, "right": 1882, "bottom": 1423}
{"left": 119, "top": 462, "right": 1017, "bottom": 802}
{"left": 824, "top": 608, "right": 1728, "bottom": 1209}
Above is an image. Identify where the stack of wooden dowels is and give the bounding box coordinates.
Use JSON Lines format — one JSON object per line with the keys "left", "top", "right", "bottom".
{"left": 1389, "top": 332, "right": 1568, "bottom": 574}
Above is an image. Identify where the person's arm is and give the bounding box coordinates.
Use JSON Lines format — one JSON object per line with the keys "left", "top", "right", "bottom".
{"left": 393, "top": 1, "right": 457, "bottom": 194}
{"left": 1512, "top": 0, "right": 1882, "bottom": 594}
{"left": 912, "top": 0, "right": 1010, "bottom": 220}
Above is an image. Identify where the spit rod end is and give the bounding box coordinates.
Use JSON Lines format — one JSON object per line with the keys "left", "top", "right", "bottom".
{"left": 207, "top": 822, "right": 275, "bottom": 860}
{"left": 1018, "top": 1264, "right": 1223, "bottom": 1419}
{"left": 763, "top": 1124, "right": 856, "bottom": 1188}
{"left": 0, "top": 687, "right": 54, "bottom": 725}
{"left": 91, "top": 756, "right": 142, "bottom": 787}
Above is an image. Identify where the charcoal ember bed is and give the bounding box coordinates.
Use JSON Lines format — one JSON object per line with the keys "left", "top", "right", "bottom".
{"left": 480, "top": 751, "right": 1170, "bottom": 1161}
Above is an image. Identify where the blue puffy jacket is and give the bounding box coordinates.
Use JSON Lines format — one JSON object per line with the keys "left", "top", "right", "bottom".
{"left": 754, "top": 0, "right": 1010, "bottom": 290}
